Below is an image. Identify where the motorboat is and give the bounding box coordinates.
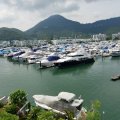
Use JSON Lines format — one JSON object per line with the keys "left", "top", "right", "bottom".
{"left": 54, "top": 49, "right": 95, "bottom": 68}
{"left": 0, "top": 96, "right": 8, "bottom": 105}
{"left": 40, "top": 53, "right": 60, "bottom": 67}
{"left": 27, "top": 55, "right": 40, "bottom": 64}
{"left": 33, "top": 92, "right": 84, "bottom": 120}
{"left": 111, "top": 49, "right": 120, "bottom": 57}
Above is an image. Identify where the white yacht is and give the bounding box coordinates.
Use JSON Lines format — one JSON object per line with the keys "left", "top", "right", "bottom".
{"left": 40, "top": 53, "right": 60, "bottom": 67}
{"left": 111, "top": 49, "right": 120, "bottom": 57}
{"left": 33, "top": 92, "right": 85, "bottom": 120}
{"left": 27, "top": 55, "right": 40, "bottom": 64}
{"left": 54, "top": 49, "right": 95, "bottom": 68}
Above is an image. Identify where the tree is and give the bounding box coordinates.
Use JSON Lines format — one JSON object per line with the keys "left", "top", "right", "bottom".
{"left": 86, "top": 100, "right": 101, "bottom": 120}
{"left": 5, "top": 104, "right": 18, "bottom": 114}
{"left": 10, "top": 90, "right": 27, "bottom": 107}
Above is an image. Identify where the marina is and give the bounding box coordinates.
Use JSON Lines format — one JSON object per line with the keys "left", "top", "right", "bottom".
{"left": 0, "top": 51, "right": 120, "bottom": 119}
{"left": 0, "top": 40, "right": 120, "bottom": 119}
{"left": 0, "top": 0, "right": 120, "bottom": 119}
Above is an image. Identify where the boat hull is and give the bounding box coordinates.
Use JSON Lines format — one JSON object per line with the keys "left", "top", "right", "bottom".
{"left": 54, "top": 57, "right": 95, "bottom": 68}
{"left": 111, "top": 52, "right": 120, "bottom": 57}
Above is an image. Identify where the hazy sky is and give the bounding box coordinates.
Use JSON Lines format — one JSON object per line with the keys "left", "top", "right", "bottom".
{"left": 0, "top": 0, "right": 120, "bottom": 31}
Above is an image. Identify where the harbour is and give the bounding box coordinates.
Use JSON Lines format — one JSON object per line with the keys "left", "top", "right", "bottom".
{"left": 0, "top": 55, "right": 120, "bottom": 119}
{"left": 0, "top": 0, "right": 120, "bottom": 118}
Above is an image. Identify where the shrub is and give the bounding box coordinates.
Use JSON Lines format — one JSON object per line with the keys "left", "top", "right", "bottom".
{"left": 10, "top": 90, "right": 27, "bottom": 107}
{"left": 27, "top": 106, "right": 41, "bottom": 120}
{"left": 86, "top": 100, "right": 101, "bottom": 120}
{"left": 0, "top": 102, "right": 4, "bottom": 108}
{"left": 0, "top": 111, "right": 19, "bottom": 120}
{"left": 5, "top": 104, "right": 18, "bottom": 114}
{"left": 37, "top": 111, "right": 57, "bottom": 120}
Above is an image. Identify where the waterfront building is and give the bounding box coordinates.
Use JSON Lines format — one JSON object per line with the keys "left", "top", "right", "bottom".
{"left": 0, "top": 41, "right": 10, "bottom": 47}
{"left": 92, "top": 33, "right": 107, "bottom": 41}
{"left": 0, "top": 40, "right": 48, "bottom": 47}
{"left": 51, "top": 38, "right": 91, "bottom": 45}
{"left": 112, "top": 32, "right": 120, "bottom": 40}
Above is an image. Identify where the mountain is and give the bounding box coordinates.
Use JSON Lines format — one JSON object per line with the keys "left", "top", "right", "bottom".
{"left": 26, "top": 15, "right": 84, "bottom": 39}
{"left": 0, "top": 27, "right": 28, "bottom": 41}
{"left": 26, "top": 15, "right": 120, "bottom": 39}
{"left": 26, "top": 15, "right": 83, "bottom": 34}
{"left": 0, "top": 15, "right": 120, "bottom": 41}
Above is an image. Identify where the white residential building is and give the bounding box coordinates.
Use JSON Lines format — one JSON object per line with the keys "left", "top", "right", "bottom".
{"left": 92, "top": 33, "right": 107, "bottom": 41}
{"left": 112, "top": 32, "right": 120, "bottom": 40}
{"left": 52, "top": 39, "right": 85, "bottom": 45}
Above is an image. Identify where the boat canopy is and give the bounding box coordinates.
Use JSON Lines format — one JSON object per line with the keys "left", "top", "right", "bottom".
{"left": 58, "top": 92, "right": 76, "bottom": 102}
{"left": 47, "top": 56, "right": 60, "bottom": 61}
{"left": 33, "top": 95, "right": 59, "bottom": 106}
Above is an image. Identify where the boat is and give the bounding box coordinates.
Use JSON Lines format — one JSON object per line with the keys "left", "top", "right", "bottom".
{"left": 111, "top": 75, "right": 120, "bottom": 81}
{"left": 18, "top": 50, "right": 35, "bottom": 62}
{"left": 27, "top": 55, "right": 40, "bottom": 64}
{"left": 101, "top": 52, "right": 111, "bottom": 57}
{"left": 0, "top": 96, "right": 8, "bottom": 105}
{"left": 54, "top": 49, "right": 95, "bottom": 68}
{"left": 33, "top": 92, "right": 84, "bottom": 120}
{"left": 111, "top": 49, "right": 120, "bottom": 57}
{"left": 40, "top": 53, "right": 60, "bottom": 67}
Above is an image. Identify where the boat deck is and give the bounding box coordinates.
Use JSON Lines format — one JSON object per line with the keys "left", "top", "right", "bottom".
{"left": 48, "top": 100, "right": 79, "bottom": 115}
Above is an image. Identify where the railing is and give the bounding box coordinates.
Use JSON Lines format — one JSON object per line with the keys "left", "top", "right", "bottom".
{"left": 17, "top": 101, "right": 30, "bottom": 116}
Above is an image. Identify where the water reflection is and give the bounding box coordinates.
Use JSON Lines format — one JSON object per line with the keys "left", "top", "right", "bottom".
{"left": 111, "top": 57, "right": 120, "bottom": 60}
{"left": 51, "top": 63, "right": 94, "bottom": 75}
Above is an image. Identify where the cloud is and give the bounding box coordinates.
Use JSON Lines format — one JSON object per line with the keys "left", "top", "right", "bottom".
{"left": 0, "top": 0, "right": 119, "bottom": 30}
{"left": 0, "top": 0, "right": 80, "bottom": 12}
{"left": 84, "top": 0, "right": 111, "bottom": 3}
{"left": 0, "top": 0, "right": 80, "bottom": 30}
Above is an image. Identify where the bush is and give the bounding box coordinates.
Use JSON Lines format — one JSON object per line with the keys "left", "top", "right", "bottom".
{"left": 27, "top": 106, "right": 41, "bottom": 120}
{"left": 37, "top": 111, "right": 57, "bottom": 120}
{"left": 0, "top": 102, "right": 4, "bottom": 108}
{"left": 86, "top": 100, "right": 101, "bottom": 120}
{"left": 5, "top": 104, "right": 18, "bottom": 114}
{"left": 10, "top": 90, "right": 27, "bottom": 107}
{"left": 0, "top": 111, "right": 19, "bottom": 120}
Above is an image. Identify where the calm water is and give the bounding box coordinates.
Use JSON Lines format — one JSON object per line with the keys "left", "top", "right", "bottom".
{"left": 0, "top": 57, "right": 120, "bottom": 120}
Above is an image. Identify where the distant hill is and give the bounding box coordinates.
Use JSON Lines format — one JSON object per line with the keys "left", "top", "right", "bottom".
{"left": 26, "top": 15, "right": 120, "bottom": 39}
{"left": 1, "top": 15, "right": 120, "bottom": 40}
{"left": 0, "top": 27, "right": 28, "bottom": 41}
{"left": 26, "top": 15, "right": 84, "bottom": 39}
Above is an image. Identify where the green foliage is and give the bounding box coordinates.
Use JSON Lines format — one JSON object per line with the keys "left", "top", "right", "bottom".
{"left": 106, "top": 36, "right": 112, "bottom": 40}
{"left": 5, "top": 104, "right": 18, "bottom": 114}
{"left": 0, "top": 111, "right": 19, "bottom": 120}
{"left": 58, "top": 118, "right": 64, "bottom": 120}
{"left": 37, "top": 111, "right": 57, "bottom": 120}
{"left": 27, "top": 106, "right": 41, "bottom": 120}
{"left": 10, "top": 90, "right": 27, "bottom": 107}
{"left": 27, "top": 106, "right": 65, "bottom": 120}
{"left": 65, "top": 110, "right": 74, "bottom": 120}
{"left": 0, "top": 102, "right": 4, "bottom": 108}
{"left": 86, "top": 100, "right": 101, "bottom": 120}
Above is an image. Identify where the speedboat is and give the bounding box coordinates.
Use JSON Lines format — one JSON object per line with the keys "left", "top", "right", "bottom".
{"left": 33, "top": 92, "right": 85, "bottom": 120}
